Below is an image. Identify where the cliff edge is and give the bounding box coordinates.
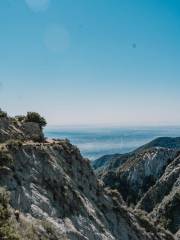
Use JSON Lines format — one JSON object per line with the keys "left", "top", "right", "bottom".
{"left": 0, "top": 110, "right": 175, "bottom": 240}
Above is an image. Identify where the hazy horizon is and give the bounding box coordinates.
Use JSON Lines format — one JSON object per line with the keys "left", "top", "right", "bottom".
{"left": 45, "top": 125, "right": 180, "bottom": 160}
{"left": 46, "top": 123, "right": 180, "bottom": 129}
{"left": 0, "top": 0, "right": 180, "bottom": 125}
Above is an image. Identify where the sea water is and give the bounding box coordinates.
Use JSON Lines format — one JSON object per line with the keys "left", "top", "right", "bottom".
{"left": 45, "top": 126, "right": 180, "bottom": 160}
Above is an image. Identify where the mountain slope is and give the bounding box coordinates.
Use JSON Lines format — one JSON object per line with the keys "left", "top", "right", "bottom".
{"left": 137, "top": 154, "right": 180, "bottom": 234}
{"left": 93, "top": 137, "right": 180, "bottom": 174}
{"left": 93, "top": 137, "right": 180, "bottom": 237}
{"left": 99, "top": 147, "right": 177, "bottom": 204}
{"left": 0, "top": 111, "right": 175, "bottom": 240}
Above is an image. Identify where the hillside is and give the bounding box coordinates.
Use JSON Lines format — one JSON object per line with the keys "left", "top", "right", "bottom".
{"left": 92, "top": 137, "right": 180, "bottom": 173}
{"left": 0, "top": 110, "right": 175, "bottom": 240}
{"left": 93, "top": 137, "right": 180, "bottom": 238}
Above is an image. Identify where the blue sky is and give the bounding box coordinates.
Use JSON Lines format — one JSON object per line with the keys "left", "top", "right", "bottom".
{"left": 0, "top": 0, "right": 180, "bottom": 125}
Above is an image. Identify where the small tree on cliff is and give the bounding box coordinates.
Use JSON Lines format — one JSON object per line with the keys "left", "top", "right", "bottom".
{"left": 25, "top": 112, "right": 47, "bottom": 128}
{"left": 0, "top": 109, "right": 7, "bottom": 118}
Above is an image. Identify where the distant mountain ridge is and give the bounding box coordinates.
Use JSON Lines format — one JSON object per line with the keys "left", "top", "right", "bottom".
{"left": 136, "top": 137, "right": 180, "bottom": 151}
{"left": 92, "top": 137, "right": 180, "bottom": 172}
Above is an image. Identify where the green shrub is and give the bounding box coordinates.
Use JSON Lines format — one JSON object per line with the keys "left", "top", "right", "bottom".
{"left": 15, "top": 115, "right": 25, "bottom": 122}
{"left": 0, "top": 188, "right": 9, "bottom": 209}
{"left": 25, "top": 112, "right": 47, "bottom": 128}
{"left": 0, "top": 188, "right": 20, "bottom": 240}
{"left": 42, "top": 220, "right": 60, "bottom": 240}
{"left": 0, "top": 150, "right": 13, "bottom": 166}
{"left": 0, "top": 224, "right": 20, "bottom": 240}
{"left": 0, "top": 109, "right": 7, "bottom": 118}
{"left": 6, "top": 140, "right": 23, "bottom": 149}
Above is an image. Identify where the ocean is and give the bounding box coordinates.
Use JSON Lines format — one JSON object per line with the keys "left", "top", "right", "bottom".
{"left": 45, "top": 126, "right": 180, "bottom": 160}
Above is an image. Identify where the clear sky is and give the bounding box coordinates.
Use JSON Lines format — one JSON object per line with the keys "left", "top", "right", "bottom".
{"left": 0, "top": 0, "right": 180, "bottom": 126}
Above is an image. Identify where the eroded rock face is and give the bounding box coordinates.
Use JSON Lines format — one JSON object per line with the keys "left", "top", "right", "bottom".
{"left": 0, "top": 112, "right": 176, "bottom": 239}
{"left": 137, "top": 154, "right": 180, "bottom": 235}
{"left": 137, "top": 155, "right": 180, "bottom": 212}
{"left": 93, "top": 139, "right": 180, "bottom": 238}
{"left": 100, "top": 147, "right": 177, "bottom": 205}
{"left": 0, "top": 140, "right": 174, "bottom": 239}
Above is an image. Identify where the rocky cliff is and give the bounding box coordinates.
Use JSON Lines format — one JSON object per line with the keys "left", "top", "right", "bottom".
{"left": 0, "top": 111, "right": 44, "bottom": 143}
{"left": 137, "top": 153, "right": 180, "bottom": 236}
{"left": 93, "top": 138, "right": 180, "bottom": 238}
{"left": 0, "top": 111, "right": 175, "bottom": 240}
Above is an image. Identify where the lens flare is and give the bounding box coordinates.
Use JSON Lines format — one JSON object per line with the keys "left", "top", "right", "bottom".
{"left": 25, "top": 0, "right": 50, "bottom": 12}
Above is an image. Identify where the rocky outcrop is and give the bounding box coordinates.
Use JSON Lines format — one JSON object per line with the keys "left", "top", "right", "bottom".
{"left": 137, "top": 154, "right": 180, "bottom": 212}
{"left": 93, "top": 138, "right": 180, "bottom": 238}
{"left": 0, "top": 113, "right": 44, "bottom": 142}
{"left": 137, "top": 154, "right": 180, "bottom": 235}
{"left": 0, "top": 140, "right": 174, "bottom": 240}
{"left": 0, "top": 111, "right": 175, "bottom": 240}
{"left": 92, "top": 153, "right": 123, "bottom": 173}
{"left": 99, "top": 147, "right": 177, "bottom": 205}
